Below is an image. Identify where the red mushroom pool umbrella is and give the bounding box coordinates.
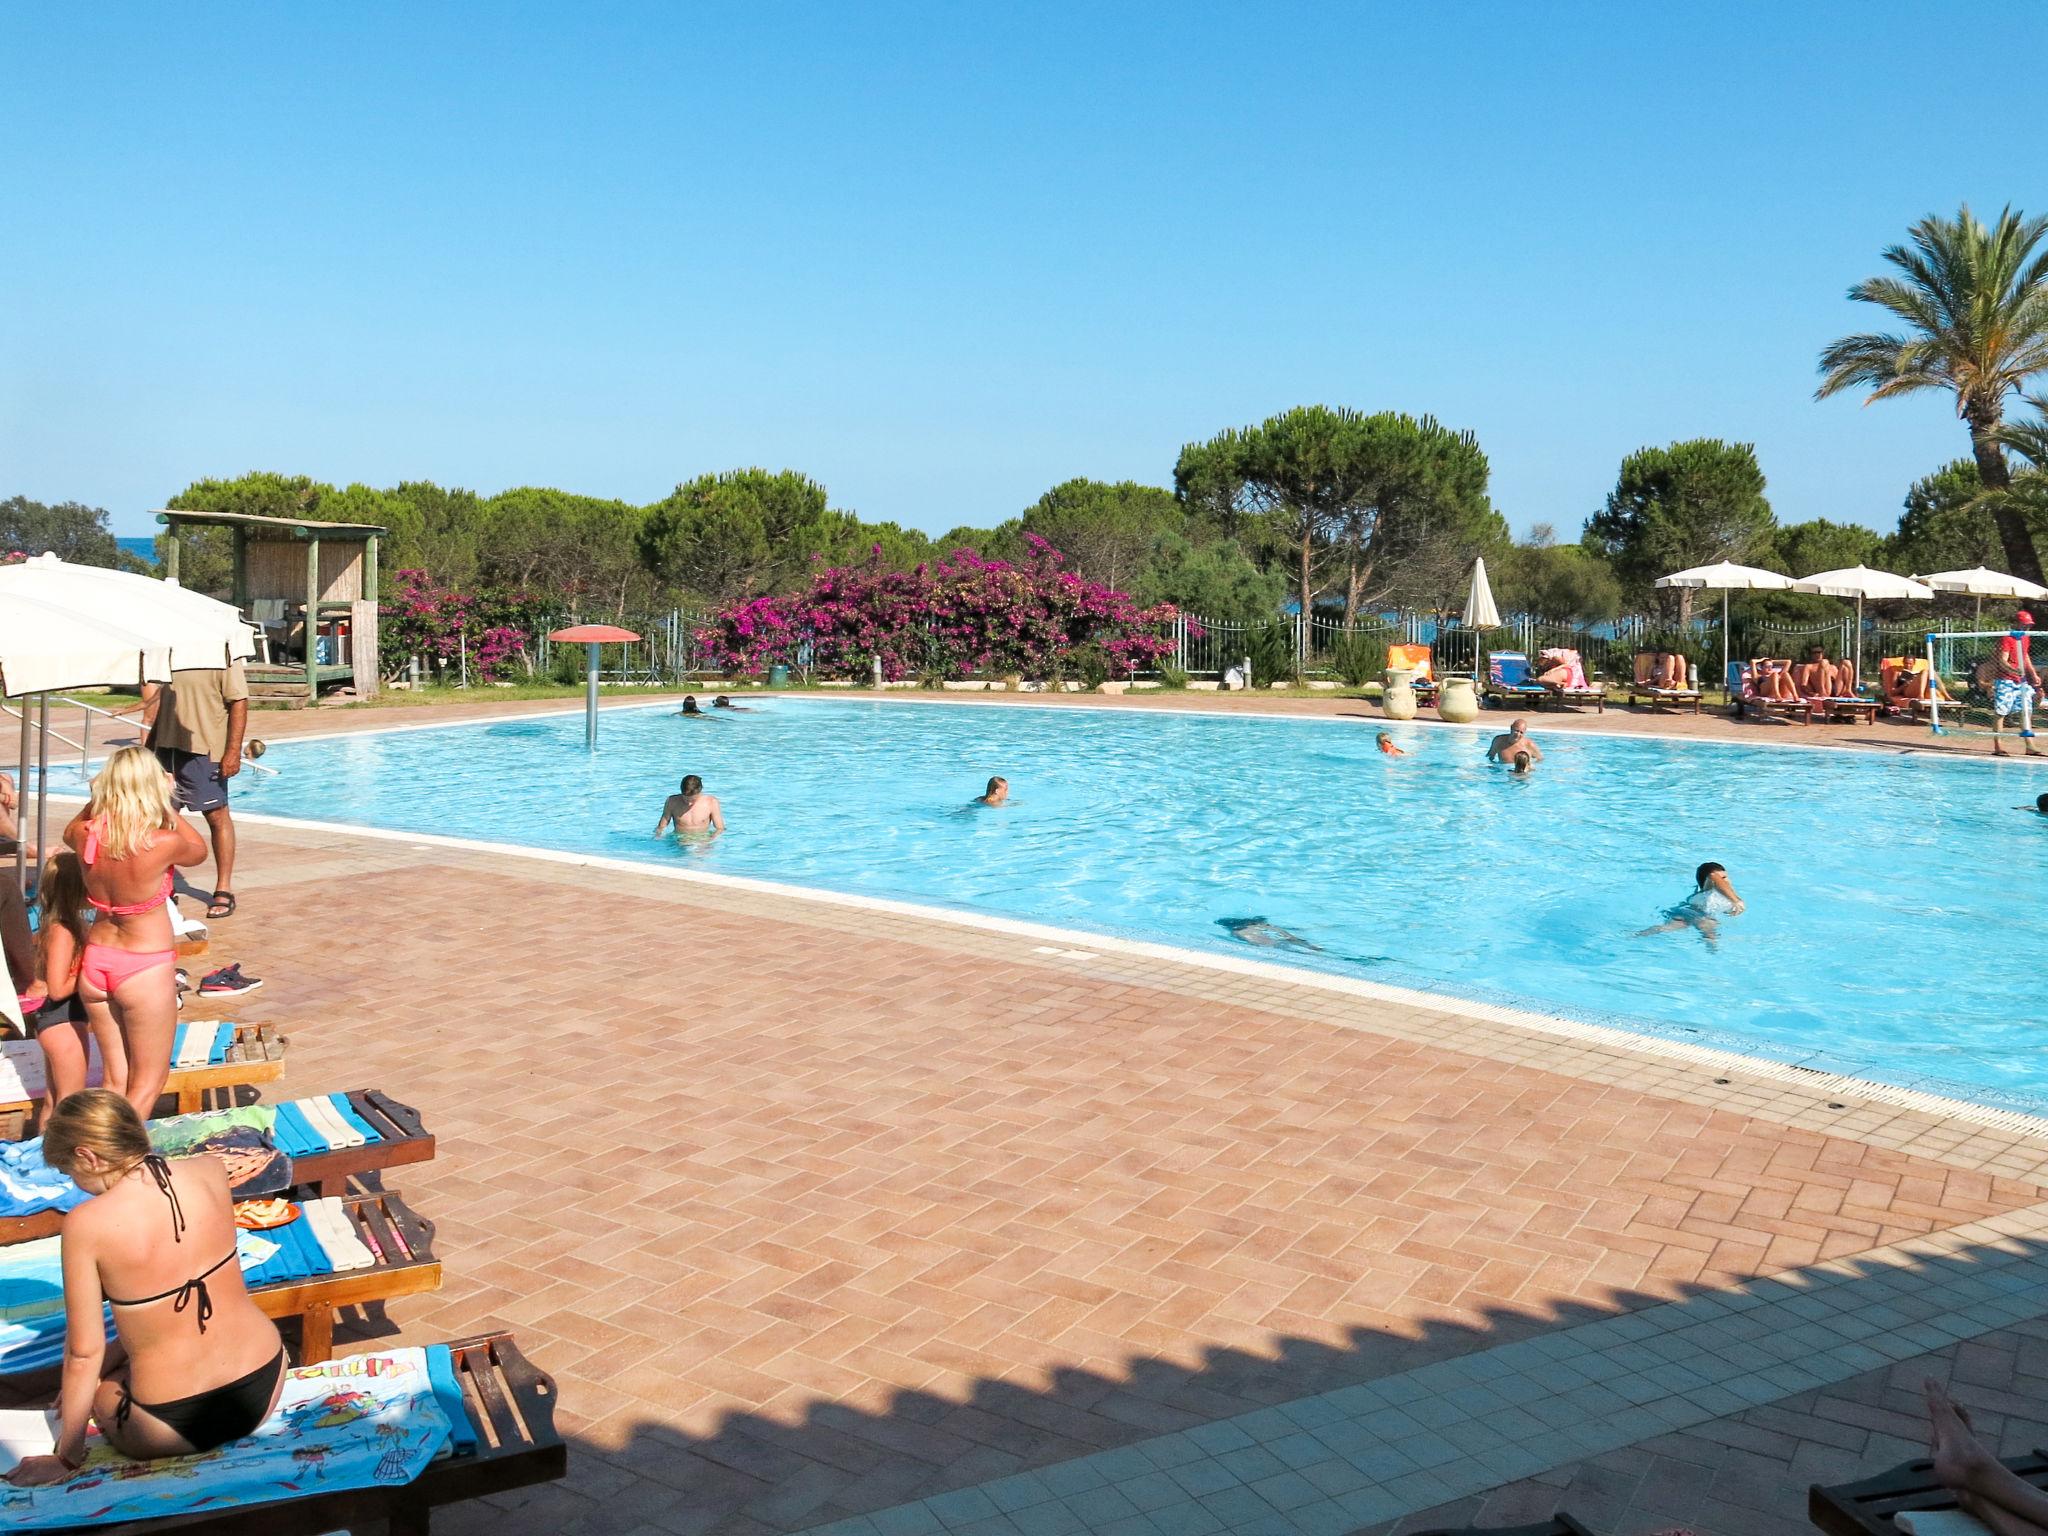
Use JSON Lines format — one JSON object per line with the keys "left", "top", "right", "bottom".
{"left": 549, "top": 624, "right": 641, "bottom": 750}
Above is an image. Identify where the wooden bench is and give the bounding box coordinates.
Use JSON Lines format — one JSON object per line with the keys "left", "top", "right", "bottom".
{"left": 0, "top": 1089, "right": 435, "bottom": 1247}
{"left": 254, "top": 1190, "right": 442, "bottom": 1364}
{"left": 0, "top": 1024, "right": 288, "bottom": 1139}
{"left": 13, "top": 1332, "right": 563, "bottom": 1534}
{"left": 1811, "top": 1448, "right": 2048, "bottom": 1534}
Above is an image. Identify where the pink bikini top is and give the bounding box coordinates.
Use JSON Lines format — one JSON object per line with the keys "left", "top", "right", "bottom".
{"left": 80, "top": 818, "right": 173, "bottom": 918}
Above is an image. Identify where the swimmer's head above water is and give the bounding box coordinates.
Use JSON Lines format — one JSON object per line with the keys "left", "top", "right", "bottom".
{"left": 977, "top": 776, "right": 1009, "bottom": 806}
{"left": 680, "top": 695, "right": 701, "bottom": 715}
{"left": 1511, "top": 750, "right": 1531, "bottom": 774}
{"left": 1695, "top": 860, "right": 1725, "bottom": 889}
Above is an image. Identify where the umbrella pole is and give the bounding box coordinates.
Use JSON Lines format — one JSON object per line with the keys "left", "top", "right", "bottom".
{"left": 1722, "top": 591, "right": 1729, "bottom": 697}
{"left": 585, "top": 642, "right": 600, "bottom": 752}
{"left": 12, "top": 698, "right": 27, "bottom": 897}
{"left": 34, "top": 695, "right": 49, "bottom": 875}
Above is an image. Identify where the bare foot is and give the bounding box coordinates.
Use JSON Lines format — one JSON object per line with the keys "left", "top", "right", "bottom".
{"left": 1926, "top": 1377, "right": 1993, "bottom": 1491}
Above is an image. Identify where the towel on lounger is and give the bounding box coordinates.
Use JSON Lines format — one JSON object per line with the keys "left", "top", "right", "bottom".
{"left": 0, "top": 1346, "right": 455, "bottom": 1527}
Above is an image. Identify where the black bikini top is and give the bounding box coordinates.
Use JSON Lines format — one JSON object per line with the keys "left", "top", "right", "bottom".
{"left": 101, "top": 1154, "right": 235, "bottom": 1333}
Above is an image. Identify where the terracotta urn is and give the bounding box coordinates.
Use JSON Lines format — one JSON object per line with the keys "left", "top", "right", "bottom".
{"left": 1382, "top": 669, "right": 1419, "bottom": 721}
{"left": 1437, "top": 676, "right": 1480, "bottom": 723}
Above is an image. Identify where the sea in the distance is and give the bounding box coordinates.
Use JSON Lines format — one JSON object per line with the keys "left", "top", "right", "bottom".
{"left": 117, "top": 535, "right": 157, "bottom": 564}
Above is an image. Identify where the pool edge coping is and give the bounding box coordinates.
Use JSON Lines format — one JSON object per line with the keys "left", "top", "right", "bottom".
{"left": 230, "top": 801, "right": 2048, "bottom": 1164}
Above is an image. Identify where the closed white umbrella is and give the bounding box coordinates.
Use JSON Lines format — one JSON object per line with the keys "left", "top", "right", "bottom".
{"left": 0, "top": 554, "right": 257, "bottom": 670}
{"left": 1461, "top": 556, "right": 1500, "bottom": 681}
{"left": 1791, "top": 566, "right": 1934, "bottom": 678}
{"left": 1912, "top": 566, "right": 2048, "bottom": 628}
{"left": 1654, "top": 561, "right": 1795, "bottom": 686}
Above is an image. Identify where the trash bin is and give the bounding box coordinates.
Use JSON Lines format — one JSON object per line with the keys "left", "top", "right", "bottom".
{"left": 768, "top": 664, "right": 791, "bottom": 688}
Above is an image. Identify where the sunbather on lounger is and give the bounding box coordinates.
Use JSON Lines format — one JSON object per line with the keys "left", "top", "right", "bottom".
{"left": 1924, "top": 1376, "right": 2048, "bottom": 1535}
{"left": 1794, "top": 645, "right": 1855, "bottom": 698}
{"left": 1751, "top": 659, "right": 1803, "bottom": 701}
{"left": 1486, "top": 720, "right": 1542, "bottom": 763}
{"left": 1636, "top": 862, "right": 1744, "bottom": 947}
{"left": 5, "top": 1091, "right": 286, "bottom": 1485}
{"left": 1652, "top": 653, "right": 1690, "bottom": 690}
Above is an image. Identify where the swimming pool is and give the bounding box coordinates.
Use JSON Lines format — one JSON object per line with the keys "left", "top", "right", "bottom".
{"left": 232, "top": 698, "right": 2048, "bottom": 1115}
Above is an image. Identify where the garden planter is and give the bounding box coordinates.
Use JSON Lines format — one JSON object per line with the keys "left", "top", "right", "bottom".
{"left": 1437, "top": 677, "right": 1480, "bottom": 722}
{"left": 1382, "top": 671, "right": 1419, "bottom": 721}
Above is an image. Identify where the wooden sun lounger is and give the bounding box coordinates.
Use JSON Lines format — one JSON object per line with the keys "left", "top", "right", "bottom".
{"left": 1817, "top": 695, "right": 1880, "bottom": 724}
{"left": 254, "top": 1190, "right": 442, "bottom": 1363}
{"left": 1737, "top": 691, "right": 1818, "bottom": 724}
{"left": 1409, "top": 1514, "right": 1602, "bottom": 1536}
{"left": 1810, "top": 1447, "right": 2048, "bottom": 1534}
{"left": 0, "top": 1024, "right": 288, "bottom": 1141}
{"left": 0, "top": 1090, "right": 435, "bottom": 1247}
{"left": 1628, "top": 683, "right": 1702, "bottom": 714}
{"left": 14, "top": 1332, "right": 563, "bottom": 1535}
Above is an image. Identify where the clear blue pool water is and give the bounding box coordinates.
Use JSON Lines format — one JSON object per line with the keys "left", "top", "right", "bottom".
{"left": 231, "top": 698, "right": 2048, "bottom": 1114}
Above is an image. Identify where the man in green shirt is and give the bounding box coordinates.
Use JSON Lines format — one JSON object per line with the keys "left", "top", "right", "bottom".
{"left": 144, "top": 663, "right": 249, "bottom": 919}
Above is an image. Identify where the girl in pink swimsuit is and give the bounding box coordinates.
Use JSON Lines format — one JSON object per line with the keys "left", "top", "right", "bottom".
{"left": 62, "top": 748, "right": 207, "bottom": 1121}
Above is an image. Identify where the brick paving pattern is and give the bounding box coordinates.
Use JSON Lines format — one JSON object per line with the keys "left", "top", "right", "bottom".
{"left": 136, "top": 808, "right": 2042, "bottom": 1536}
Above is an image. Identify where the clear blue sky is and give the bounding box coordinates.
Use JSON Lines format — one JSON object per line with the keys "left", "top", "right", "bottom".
{"left": 5, "top": 3, "right": 2044, "bottom": 541}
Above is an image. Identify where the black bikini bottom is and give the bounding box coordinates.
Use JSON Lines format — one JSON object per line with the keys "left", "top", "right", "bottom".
{"left": 117, "top": 1348, "right": 287, "bottom": 1453}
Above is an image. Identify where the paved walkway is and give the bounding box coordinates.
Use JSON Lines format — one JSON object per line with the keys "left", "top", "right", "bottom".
{"left": 136, "top": 793, "right": 2048, "bottom": 1536}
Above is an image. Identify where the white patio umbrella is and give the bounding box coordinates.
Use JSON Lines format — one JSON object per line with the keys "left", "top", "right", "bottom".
{"left": 1790, "top": 565, "right": 1934, "bottom": 679}
{"left": 1912, "top": 566, "right": 2048, "bottom": 628}
{"left": 0, "top": 591, "right": 174, "bottom": 893}
{"left": 1654, "top": 561, "right": 1795, "bottom": 686}
{"left": 0, "top": 554, "right": 258, "bottom": 670}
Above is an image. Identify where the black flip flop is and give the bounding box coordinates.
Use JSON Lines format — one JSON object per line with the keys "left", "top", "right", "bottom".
{"left": 207, "top": 891, "right": 237, "bottom": 920}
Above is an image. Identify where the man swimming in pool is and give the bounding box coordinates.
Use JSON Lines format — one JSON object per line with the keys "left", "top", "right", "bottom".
{"left": 1486, "top": 719, "right": 1542, "bottom": 764}
{"left": 675, "top": 695, "right": 708, "bottom": 717}
{"left": 712, "top": 696, "right": 753, "bottom": 712}
{"left": 654, "top": 774, "right": 724, "bottom": 835}
{"left": 972, "top": 777, "right": 1009, "bottom": 807}
{"left": 1217, "top": 917, "right": 1321, "bottom": 952}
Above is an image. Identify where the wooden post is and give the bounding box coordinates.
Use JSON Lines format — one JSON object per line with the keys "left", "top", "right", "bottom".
{"left": 363, "top": 533, "right": 379, "bottom": 603}
{"left": 231, "top": 528, "right": 248, "bottom": 611}
{"left": 162, "top": 519, "right": 180, "bottom": 583}
{"left": 305, "top": 536, "right": 321, "bottom": 705}
{"left": 351, "top": 599, "right": 380, "bottom": 700}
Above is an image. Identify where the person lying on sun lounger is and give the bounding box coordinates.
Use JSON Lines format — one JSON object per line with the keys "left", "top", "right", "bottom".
{"left": 1923, "top": 1376, "right": 2048, "bottom": 1535}
{"left": 4, "top": 1092, "right": 286, "bottom": 1485}
{"left": 1651, "top": 652, "right": 1690, "bottom": 690}
{"left": 1794, "top": 644, "right": 1856, "bottom": 699}
{"left": 1751, "top": 659, "right": 1803, "bottom": 701}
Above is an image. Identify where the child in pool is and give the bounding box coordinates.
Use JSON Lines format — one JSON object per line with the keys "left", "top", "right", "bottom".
{"left": 1636, "top": 862, "right": 1743, "bottom": 946}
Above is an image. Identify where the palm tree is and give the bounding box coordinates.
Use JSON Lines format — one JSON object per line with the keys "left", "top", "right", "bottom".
{"left": 1817, "top": 205, "right": 2048, "bottom": 584}
{"left": 2001, "top": 393, "right": 2048, "bottom": 471}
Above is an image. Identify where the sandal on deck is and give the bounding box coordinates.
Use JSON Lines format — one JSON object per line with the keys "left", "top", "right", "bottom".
{"left": 207, "top": 891, "right": 238, "bottom": 920}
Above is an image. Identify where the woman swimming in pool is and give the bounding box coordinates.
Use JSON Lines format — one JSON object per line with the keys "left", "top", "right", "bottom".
{"left": 1636, "top": 861, "right": 1744, "bottom": 946}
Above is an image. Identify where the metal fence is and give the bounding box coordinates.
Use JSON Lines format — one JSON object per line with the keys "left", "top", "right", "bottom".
{"left": 410, "top": 606, "right": 1998, "bottom": 690}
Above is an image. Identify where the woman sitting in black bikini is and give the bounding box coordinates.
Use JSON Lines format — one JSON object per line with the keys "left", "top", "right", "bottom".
{"left": 4, "top": 1091, "right": 286, "bottom": 1485}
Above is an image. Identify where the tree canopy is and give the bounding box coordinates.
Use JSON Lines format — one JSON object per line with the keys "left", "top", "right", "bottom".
{"left": 1817, "top": 204, "right": 2048, "bottom": 582}
{"left": 1584, "top": 439, "right": 1776, "bottom": 616}
{"left": 0, "top": 496, "right": 139, "bottom": 570}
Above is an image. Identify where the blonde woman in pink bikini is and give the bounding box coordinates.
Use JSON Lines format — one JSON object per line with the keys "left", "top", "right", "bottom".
{"left": 62, "top": 748, "right": 207, "bottom": 1119}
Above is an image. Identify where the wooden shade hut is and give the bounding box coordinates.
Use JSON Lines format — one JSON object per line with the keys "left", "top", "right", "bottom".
{"left": 153, "top": 510, "right": 386, "bottom": 705}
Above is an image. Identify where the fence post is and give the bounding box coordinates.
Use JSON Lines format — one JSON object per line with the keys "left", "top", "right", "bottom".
{"left": 1294, "top": 612, "right": 1305, "bottom": 672}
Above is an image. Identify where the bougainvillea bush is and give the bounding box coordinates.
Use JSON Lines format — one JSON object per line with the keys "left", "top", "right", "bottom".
{"left": 695, "top": 538, "right": 1178, "bottom": 681}
{"left": 379, "top": 568, "right": 550, "bottom": 683}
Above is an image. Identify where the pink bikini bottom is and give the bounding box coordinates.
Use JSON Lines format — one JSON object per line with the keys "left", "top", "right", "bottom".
{"left": 79, "top": 944, "right": 176, "bottom": 994}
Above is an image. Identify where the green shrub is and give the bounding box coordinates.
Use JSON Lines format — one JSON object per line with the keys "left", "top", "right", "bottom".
{"left": 1071, "top": 642, "right": 1113, "bottom": 689}
{"left": 1156, "top": 665, "right": 1190, "bottom": 690}
{"left": 1329, "top": 630, "right": 1390, "bottom": 688}
{"left": 1248, "top": 621, "right": 1298, "bottom": 687}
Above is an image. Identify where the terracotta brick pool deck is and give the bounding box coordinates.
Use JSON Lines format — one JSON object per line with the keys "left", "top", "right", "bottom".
{"left": 34, "top": 694, "right": 2048, "bottom": 1535}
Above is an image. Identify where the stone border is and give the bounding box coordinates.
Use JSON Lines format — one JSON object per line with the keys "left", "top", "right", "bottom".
{"left": 231, "top": 808, "right": 2048, "bottom": 1182}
